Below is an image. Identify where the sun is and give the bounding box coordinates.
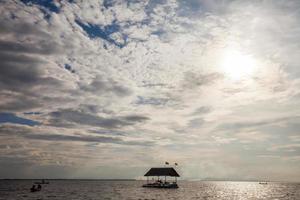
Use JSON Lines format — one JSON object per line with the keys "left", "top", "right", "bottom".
{"left": 220, "top": 49, "right": 257, "bottom": 80}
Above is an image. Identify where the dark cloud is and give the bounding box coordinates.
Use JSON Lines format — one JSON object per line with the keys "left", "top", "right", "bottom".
{"left": 0, "top": 53, "right": 61, "bottom": 92}
{"left": 79, "top": 75, "right": 132, "bottom": 97}
{"left": 48, "top": 109, "right": 149, "bottom": 129}
{"left": 0, "top": 39, "right": 59, "bottom": 55}
{"left": 78, "top": 104, "right": 114, "bottom": 115}
{"left": 26, "top": 132, "right": 123, "bottom": 144}
{"left": 0, "top": 19, "right": 49, "bottom": 37}
{"left": 0, "top": 125, "right": 152, "bottom": 146}
{"left": 24, "top": 112, "right": 42, "bottom": 115}
{"left": 0, "top": 94, "right": 42, "bottom": 112}
{"left": 190, "top": 106, "right": 212, "bottom": 116}
{"left": 123, "top": 115, "right": 150, "bottom": 122}
{"left": 181, "top": 71, "right": 222, "bottom": 89}
{"left": 136, "top": 96, "right": 170, "bottom": 106}
{"left": 0, "top": 19, "right": 65, "bottom": 112}
{"left": 49, "top": 110, "right": 130, "bottom": 128}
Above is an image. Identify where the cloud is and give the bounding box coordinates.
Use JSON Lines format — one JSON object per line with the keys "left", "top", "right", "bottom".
{"left": 0, "top": 18, "right": 69, "bottom": 113}
{"left": 0, "top": 0, "right": 300, "bottom": 181}
{"left": 212, "top": 135, "right": 236, "bottom": 144}
{"left": 123, "top": 115, "right": 150, "bottom": 122}
{"left": 190, "top": 106, "right": 212, "bottom": 116}
{"left": 181, "top": 71, "right": 222, "bottom": 90}
{"left": 79, "top": 75, "right": 132, "bottom": 97}
{"left": 268, "top": 143, "right": 300, "bottom": 152}
{"left": 0, "top": 39, "right": 59, "bottom": 55}
{"left": 135, "top": 96, "right": 170, "bottom": 106}
{"left": 0, "top": 124, "right": 151, "bottom": 146}
{"left": 218, "top": 116, "right": 300, "bottom": 131}
{"left": 0, "top": 36, "right": 62, "bottom": 92}
{"left": 0, "top": 18, "right": 49, "bottom": 37}
{"left": 177, "top": 0, "right": 233, "bottom": 16}
{"left": 48, "top": 109, "right": 149, "bottom": 129}
{"left": 0, "top": 94, "right": 42, "bottom": 112}
{"left": 187, "top": 117, "right": 205, "bottom": 129}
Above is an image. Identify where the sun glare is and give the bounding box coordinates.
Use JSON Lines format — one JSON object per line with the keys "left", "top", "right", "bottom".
{"left": 220, "top": 49, "right": 257, "bottom": 80}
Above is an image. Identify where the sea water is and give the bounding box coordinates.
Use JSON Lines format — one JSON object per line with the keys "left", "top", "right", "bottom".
{"left": 0, "top": 180, "right": 299, "bottom": 200}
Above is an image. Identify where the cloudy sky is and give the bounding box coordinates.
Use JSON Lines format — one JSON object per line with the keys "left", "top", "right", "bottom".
{"left": 0, "top": 0, "right": 300, "bottom": 181}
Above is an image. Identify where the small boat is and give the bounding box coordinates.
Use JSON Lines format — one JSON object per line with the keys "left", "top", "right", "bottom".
{"left": 142, "top": 167, "right": 180, "bottom": 189}
{"left": 30, "top": 184, "right": 42, "bottom": 192}
{"left": 143, "top": 181, "right": 178, "bottom": 188}
{"left": 30, "top": 188, "right": 41, "bottom": 192}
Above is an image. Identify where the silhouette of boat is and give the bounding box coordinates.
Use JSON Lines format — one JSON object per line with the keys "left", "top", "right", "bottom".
{"left": 30, "top": 184, "right": 42, "bottom": 192}
{"left": 30, "top": 187, "right": 41, "bottom": 192}
{"left": 142, "top": 167, "right": 180, "bottom": 189}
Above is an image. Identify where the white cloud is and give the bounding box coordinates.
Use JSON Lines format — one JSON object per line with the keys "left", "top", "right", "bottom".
{"left": 0, "top": 0, "right": 300, "bottom": 181}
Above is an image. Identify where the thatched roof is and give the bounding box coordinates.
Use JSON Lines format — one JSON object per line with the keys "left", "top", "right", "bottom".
{"left": 144, "top": 167, "right": 180, "bottom": 177}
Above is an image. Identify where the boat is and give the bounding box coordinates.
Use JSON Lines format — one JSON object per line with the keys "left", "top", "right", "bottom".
{"left": 30, "top": 188, "right": 41, "bottom": 192}
{"left": 142, "top": 181, "right": 178, "bottom": 188}
{"left": 30, "top": 184, "right": 42, "bottom": 192}
{"left": 142, "top": 167, "right": 180, "bottom": 189}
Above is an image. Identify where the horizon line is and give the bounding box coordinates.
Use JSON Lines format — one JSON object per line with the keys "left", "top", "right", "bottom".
{"left": 0, "top": 178, "right": 299, "bottom": 183}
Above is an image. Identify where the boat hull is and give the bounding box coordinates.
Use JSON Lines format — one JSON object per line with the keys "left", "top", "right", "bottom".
{"left": 30, "top": 188, "right": 41, "bottom": 192}
{"left": 142, "top": 183, "right": 178, "bottom": 189}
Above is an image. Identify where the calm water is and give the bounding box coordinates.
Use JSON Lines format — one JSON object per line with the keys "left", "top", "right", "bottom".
{"left": 0, "top": 180, "right": 299, "bottom": 200}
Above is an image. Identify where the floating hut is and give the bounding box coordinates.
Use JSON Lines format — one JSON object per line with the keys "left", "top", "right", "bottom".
{"left": 142, "top": 167, "right": 180, "bottom": 188}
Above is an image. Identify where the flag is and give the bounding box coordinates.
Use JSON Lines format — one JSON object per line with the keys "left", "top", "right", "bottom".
{"left": 165, "top": 162, "right": 169, "bottom": 165}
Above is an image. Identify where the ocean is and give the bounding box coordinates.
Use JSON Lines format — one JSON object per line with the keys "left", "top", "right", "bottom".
{"left": 0, "top": 180, "right": 299, "bottom": 200}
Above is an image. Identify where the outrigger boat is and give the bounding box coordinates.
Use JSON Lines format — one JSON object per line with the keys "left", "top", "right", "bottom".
{"left": 142, "top": 167, "right": 180, "bottom": 189}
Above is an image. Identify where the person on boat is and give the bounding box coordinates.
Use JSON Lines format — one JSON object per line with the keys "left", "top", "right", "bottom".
{"left": 30, "top": 185, "right": 36, "bottom": 192}
{"left": 37, "top": 184, "right": 42, "bottom": 190}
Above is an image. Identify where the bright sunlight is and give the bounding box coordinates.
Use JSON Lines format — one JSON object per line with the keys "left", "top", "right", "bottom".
{"left": 220, "top": 49, "right": 257, "bottom": 80}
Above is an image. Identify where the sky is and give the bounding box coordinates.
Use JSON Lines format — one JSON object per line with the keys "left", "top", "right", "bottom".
{"left": 0, "top": 0, "right": 300, "bottom": 181}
